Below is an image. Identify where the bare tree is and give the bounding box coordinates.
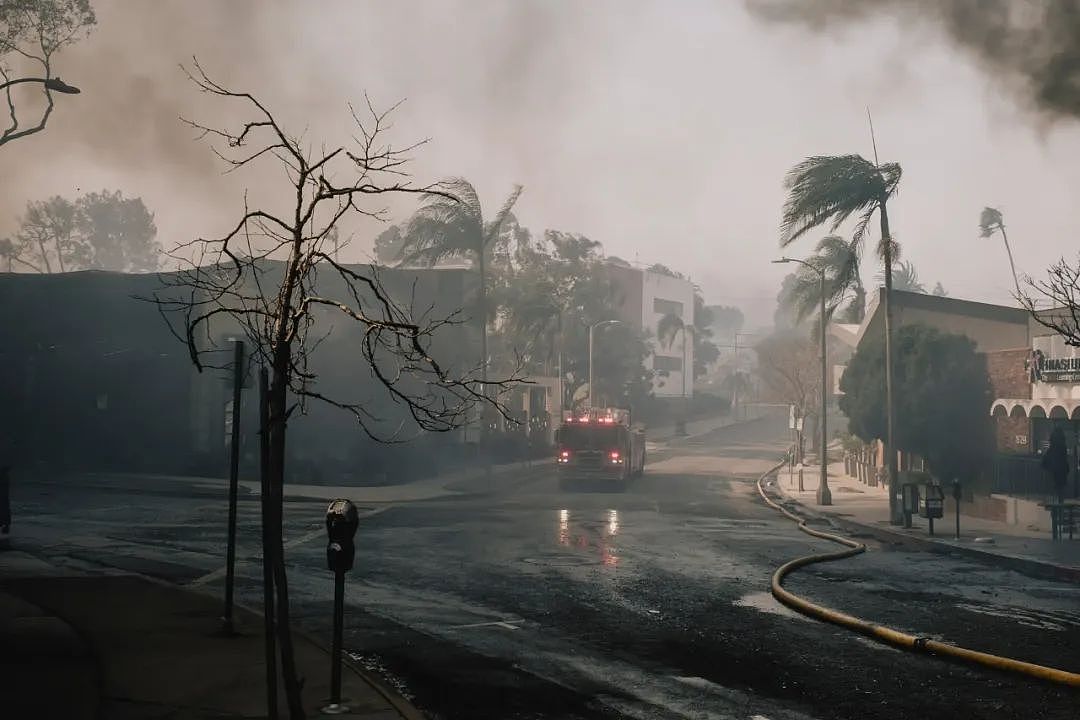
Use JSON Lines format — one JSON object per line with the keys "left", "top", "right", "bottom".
{"left": 154, "top": 61, "right": 520, "bottom": 719}
{"left": 755, "top": 332, "right": 821, "bottom": 460}
{"left": 1, "top": 0, "right": 94, "bottom": 148}
{"left": 1021, "top": 256, "right": 1080, "bottom": 346}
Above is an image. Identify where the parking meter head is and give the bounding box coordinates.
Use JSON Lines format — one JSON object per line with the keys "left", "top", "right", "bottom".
{"left": 326, "top": 499, "right": 359, "bottom": 573}
{"left": 326, "top": 499, "right": 359, "bottom": 542}
{"left": 951, "top": 478, "right": 962, "bottom": 500}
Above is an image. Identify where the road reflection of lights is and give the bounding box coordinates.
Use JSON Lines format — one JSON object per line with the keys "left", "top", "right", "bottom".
{"left": 559, "top": 509, "right": 569, "bottom": 546}
{"left": 607, "top": 509, "right": 619, "bottom": 536}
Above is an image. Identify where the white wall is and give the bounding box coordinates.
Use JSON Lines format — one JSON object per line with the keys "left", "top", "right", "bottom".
{"left": 642, "top": 271, "right": 695, "bottom": 398}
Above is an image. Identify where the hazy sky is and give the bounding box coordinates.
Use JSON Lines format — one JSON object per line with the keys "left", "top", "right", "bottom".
{"left": 6, "top": 0, "right": 1080, "bottom": 327}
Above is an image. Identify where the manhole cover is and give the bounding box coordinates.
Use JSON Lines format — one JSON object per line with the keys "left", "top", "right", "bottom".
{"left": 521, "top": 553, "right": 600, "bottom": 567}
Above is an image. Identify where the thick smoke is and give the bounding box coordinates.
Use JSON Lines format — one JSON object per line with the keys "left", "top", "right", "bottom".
{"left": 747, "top": 0, "right": 1080, "bottom": 123}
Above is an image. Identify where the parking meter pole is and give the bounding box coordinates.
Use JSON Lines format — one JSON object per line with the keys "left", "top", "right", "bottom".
{"left": 222, "top": 339, "right": 244, "bottom": 635}
{"left": 953, "top": 479, "right": 962, "bottom": 540}
{"left": 330, "top": 570, "right": 345, "bottom": 706}
{"left": 928, "top": 514, "right": 934, "bottom": 537}
{"left": 323, "top": 499, "right": 359, "bottom": 716}
{"left": 258, "top": 367, "right": 278, "bottom": 719}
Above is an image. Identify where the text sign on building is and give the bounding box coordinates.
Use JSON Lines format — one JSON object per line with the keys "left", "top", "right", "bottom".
{"left": 1028, "top": 349, "right": 1080, "bottom": 383}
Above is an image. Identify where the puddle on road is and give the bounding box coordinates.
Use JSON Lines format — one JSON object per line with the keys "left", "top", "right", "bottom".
{"left": 731, "top": 591, "right": 812, "bottom": 622}
{"left": 955, "top": 602, "right": 1080, "bottom": 632}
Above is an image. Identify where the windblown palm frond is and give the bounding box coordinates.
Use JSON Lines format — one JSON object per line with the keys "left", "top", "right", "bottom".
{"left": 876, "top": 260, "right": 924, "bottom": 293}
{"left": 483, "top": 184, "right": 524, "bottom": 249}
{"left": 657, "top": 313, "right": 686, "bottom": 350}
{"left": 979, "top": 206, "right": 1003, "bottom": 238}
{"left": 780, "top": 155, "right": 901, "bottom": 247}
{"left": 783, "top": 235, "right": 866, "bottom": 324}
{"left": 399, "top": 177, "right": 484, "bottom": 267}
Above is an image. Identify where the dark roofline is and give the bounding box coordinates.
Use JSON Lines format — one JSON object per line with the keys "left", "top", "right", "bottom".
{"left": 871, "top": 287, "right": 1029, "bottom": 324}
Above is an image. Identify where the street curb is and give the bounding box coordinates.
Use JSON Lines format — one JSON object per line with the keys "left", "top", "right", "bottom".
{"left": 2, "top": 548, "right": 424, "bottom": 720}
{"left": 772, "top": 481, "right": 1080, "bottom": 586}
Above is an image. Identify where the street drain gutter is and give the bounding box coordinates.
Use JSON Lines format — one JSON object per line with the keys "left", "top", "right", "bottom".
{"left": 756, "top": 459, "right": 1080, "bottom": 688}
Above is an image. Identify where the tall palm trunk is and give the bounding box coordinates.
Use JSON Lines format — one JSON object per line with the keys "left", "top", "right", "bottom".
{"left": 880, "top": 202, "right": 900, "bottom": 525}
{"left": 998, "top": 225, "right": 1022, "bottom": 302}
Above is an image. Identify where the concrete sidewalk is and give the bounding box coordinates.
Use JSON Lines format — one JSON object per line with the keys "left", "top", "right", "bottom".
{"left": 0, "top": 549, "right": 418, "bottom": 720}
{"left": 774, "top": 459, "right": 1080, "bottom": 585}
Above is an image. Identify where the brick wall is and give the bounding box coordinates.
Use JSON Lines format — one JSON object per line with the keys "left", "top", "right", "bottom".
{"left": 995, "top": 415, "right": 1031, "bottom": 454}
{"left": 985, "top": 348, "right": 1031, "bottom": 400}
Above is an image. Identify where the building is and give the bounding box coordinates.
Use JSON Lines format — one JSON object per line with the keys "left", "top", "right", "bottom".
{"left": 856, "top": 288, "right": 1030, "bottom": 353}
{"left": 845, "top": 289, "right": 1031, "bottom": 484}
{"left": 605, "top": 263, "right": 696, "bottom": 399}
{"left": 0, "top": 263, "right": 480, "bottom": 481}
{"left": 990, "top": 316, "right": 1080, "bottom": 499}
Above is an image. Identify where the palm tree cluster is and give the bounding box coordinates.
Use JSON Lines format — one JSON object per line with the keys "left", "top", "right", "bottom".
{"left": 778, "top": 153, "right": 903, "bottom": 523}
{"left": 386, "top": 178, "right": 658, "bottom": 417}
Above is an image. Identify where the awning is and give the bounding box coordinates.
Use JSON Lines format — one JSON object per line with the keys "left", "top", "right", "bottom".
{"left": 991, "top": 398, "right": 1080, "bottom": 419}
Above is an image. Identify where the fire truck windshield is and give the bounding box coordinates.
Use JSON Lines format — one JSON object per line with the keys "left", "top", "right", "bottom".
{"left": 558, "top": 424, "right": 621, "bottom": 450}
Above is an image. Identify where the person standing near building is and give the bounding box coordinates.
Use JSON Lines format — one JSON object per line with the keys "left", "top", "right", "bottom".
{"left": 1042, "top": 427, "right": 1070, "bottom": 505}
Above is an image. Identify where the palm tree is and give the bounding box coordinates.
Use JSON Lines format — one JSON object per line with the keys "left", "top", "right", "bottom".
{"left": 979, "top": 207, "right": 1022, "bottom": 301}
{"left": 876, "top": 259, "right": 925, "bottom": 293}
{"left": 780, "top": 154, "right": 903, "bottom": 524}
{"left": 785, "top": 235, "right": 865, "bottom": 325}
{"left": 399, "top": 178, "right": 524, "bottom": 395}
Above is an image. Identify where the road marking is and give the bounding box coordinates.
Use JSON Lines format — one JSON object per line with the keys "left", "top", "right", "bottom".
{"left": 187, "top": 505, "right": 390, "bottom": 587}
{"left": 448, "top": 618, "right": 523, "bottom": 631}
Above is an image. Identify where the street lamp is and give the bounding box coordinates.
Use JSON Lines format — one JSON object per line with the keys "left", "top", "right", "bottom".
{"left": 773, "top": 257, "right": 831, "bottom": 506}
{"left": 588, "top": 319, "right": 623, "bottom": 409}
{"left": 0, "top": 76, "right": 81, "bottom": 94}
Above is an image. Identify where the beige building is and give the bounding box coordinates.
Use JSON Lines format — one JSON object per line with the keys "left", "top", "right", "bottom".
{"left": 856, "top": 288, "right": 1030, "bottom": 353}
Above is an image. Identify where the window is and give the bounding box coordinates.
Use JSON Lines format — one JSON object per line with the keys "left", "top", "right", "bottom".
{"left": 653, "top": 298, "right": 683, "bottom": 316}
{"left": 654, "top": 356, "right": 683, "bottom": 372}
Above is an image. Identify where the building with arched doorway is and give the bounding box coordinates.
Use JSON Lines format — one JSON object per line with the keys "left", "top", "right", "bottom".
{"left": 990, "top": 329, "right": 1080, "bottom": 500}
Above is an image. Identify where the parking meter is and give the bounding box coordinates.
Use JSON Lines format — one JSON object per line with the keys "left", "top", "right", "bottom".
{"left": 325, "top": 499, "right": 359, "bottom": 574}
{"left": 324, "top": 499, "right": 359, "bottom": 714}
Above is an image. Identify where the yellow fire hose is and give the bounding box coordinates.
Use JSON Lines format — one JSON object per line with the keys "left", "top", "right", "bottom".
{"left": 757, "top": 462, "right": 1080, "bottom": 688}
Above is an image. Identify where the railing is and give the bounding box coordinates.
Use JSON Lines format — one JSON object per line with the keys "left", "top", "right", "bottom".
{"left": 992, "top": 455, "right": 1057, "bottom": 498}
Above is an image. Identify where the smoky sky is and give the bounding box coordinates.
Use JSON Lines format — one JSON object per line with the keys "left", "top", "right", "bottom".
{"left": 747, "top": 1, "right": 1080, "bottom": 124}
{"left": 7, "top": 0, "right": 1080, "bottom": 327}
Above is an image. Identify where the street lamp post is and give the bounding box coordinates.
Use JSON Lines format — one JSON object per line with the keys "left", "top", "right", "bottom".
{"left": 0, "top": 76, "right": 81, "bottom": 94}
{"left": 588, "top": 320, "right": 623, "bottom": 409}
{"left": 773, "top": 257, "right": 831, "bottom": 506}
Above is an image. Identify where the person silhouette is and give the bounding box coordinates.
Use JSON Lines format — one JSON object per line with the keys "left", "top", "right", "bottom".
{"left": 1042, "top": 427, "right": 1069, "bottom": 505}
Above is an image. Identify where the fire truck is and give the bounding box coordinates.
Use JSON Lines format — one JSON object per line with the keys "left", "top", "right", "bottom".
{"left": 555, "top": 407, "right": 646, "bottom": 487}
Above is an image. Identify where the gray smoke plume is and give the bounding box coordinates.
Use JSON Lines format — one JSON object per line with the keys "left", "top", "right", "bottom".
{"left": 747, "top": 0, "right": 1080, "bottom": 123}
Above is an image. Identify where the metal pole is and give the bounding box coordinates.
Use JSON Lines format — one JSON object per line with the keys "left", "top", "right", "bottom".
{"left": 223, "top": 339, "right": 244, "bottom": 633}
{"left": 817, "top": 271, "right": 831, "bottom": 506}
{"left": 733, "top": 334, "right": 740, "bottom": 421}
{"left": 330, "top": 570, "right": 345, "bottom": 706}
{"left": 588, "top": 324, "right": 594, "bottom": 409}
{"left": 258, "top": 366, "right": 278, "bottom": 719}
{"left": 557, "top": 313, "right": 564, "bottom": 426}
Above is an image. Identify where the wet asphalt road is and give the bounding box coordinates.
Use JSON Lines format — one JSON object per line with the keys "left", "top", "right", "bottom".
{"left": 10, "top": 415, "right": 1080, "bottom": 720}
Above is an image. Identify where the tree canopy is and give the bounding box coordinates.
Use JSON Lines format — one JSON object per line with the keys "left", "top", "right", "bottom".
{"left": 4, "top": 190, "right": 160, "bottom": 272}
{"left": 839, "top": 323, "right": 993, "bottom": 482}
{"left": 1, "top": 0, "right": 95, "bottom": 148}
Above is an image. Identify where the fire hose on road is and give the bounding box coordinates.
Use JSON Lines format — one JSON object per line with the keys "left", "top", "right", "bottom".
{"left": 756, "top": 461, "right": 1080, "bottom": 688}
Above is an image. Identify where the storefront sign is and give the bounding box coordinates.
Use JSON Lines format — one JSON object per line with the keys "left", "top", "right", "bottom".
{"left": 1029, "top": 349, "right": 1080, "bottom": 382}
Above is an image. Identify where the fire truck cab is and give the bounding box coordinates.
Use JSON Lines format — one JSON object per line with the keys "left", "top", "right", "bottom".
{"left": 555, "top": 408, "right": 646, "bottom": 488}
